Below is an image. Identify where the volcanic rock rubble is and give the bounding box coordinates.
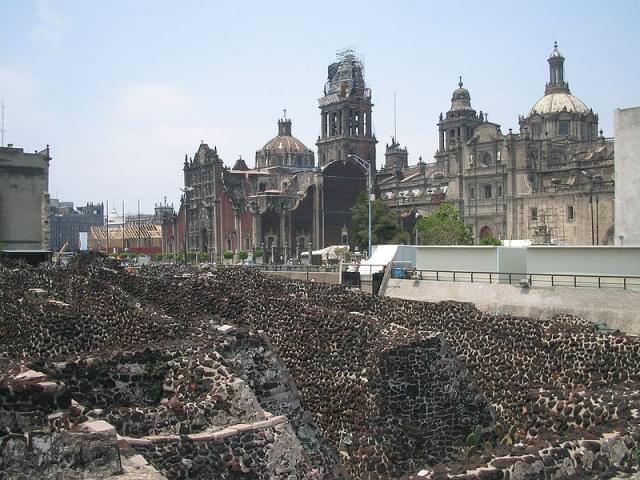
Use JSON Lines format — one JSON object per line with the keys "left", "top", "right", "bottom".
{"left": 0, "top": 253, "right": 639, "bottom": 479}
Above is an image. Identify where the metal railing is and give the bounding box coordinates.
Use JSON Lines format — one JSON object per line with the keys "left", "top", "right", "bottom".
{"left": 248, "top": 263, "right": 640, "bottom": 291}
{"left": 403, "top": 268, "right": 640, "bottom": 291}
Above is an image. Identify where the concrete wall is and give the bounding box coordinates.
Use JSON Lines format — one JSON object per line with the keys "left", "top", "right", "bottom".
{"left": 416, "top": 246, "right": 498, "bottom": 272}
{"left": 392, "top": 245, "right": 416, "bottom": 264}
{"left": 385, "top": 278, "right": 640, "bottom": 335}
{"left": 615, "top": 106, "right": 640, "bottom": 246}
{"left": 527, "top": 246, "right": 640, "bottom": 275}
{"left": 0, "top": 146, "right": 50, "bottom": 250}
{"left": 406, "top": 245, "right": 640, "bottom": 277}
{"left": 497, "top": 246, "right": 527, "bottom": 276}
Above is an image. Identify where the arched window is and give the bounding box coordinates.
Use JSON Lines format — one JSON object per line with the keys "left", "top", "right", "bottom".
{"left": 480, "top": 152, "right": 492, "bottom": 167}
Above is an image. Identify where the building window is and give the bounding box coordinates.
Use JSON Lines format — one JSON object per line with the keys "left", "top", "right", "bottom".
{"left": 532, "top": 123, "right": 542, "bottom": 138}
{"left": 559, "top": 120, "right": 570, "bottom": 136}
{"left": 497, "top": 185, "right": 503, "bottom": 197}
{"left": 567, "top": 205, "right": 575, "bottom": 222}
{"left": 484, "top": 185, "right": 492, "bottom": 199}
{"left": 469, "top": 187, "right": 475, "bottom": 200}
{"left": 496, "top": 150, "right": 501, "bottom": 163}
{"left": 530, "top": 207, "right": 538, "bottom": 221}
{"left": 480, "top": 152, "right": 492, "bottom": 167}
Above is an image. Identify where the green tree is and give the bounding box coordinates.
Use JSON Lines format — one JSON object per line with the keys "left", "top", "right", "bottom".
{"left": 416, "top": 203, "right": 473, "bottom": 245}
{"left": 352, "top": 192, "right": 408, "bottom": 251}
{"left": 479, "top": 235, "right": 501, "bottom": 246}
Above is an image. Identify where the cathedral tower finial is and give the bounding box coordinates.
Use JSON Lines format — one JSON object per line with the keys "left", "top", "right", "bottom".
{"left": 277, "top": 114, "right": 292, "bottom": 136}
{"left": 458, "top": 76, "right": 463, "bottom": 88}
{"left": 546, "top": 41, "right": 569, "bottom": 94}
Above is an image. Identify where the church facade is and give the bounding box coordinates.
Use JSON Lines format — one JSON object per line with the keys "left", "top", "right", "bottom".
{"left": 378, "top": 43, "right": 614, "bottom": 245}
{"left": 181, "top": 50, "right": 375, "bottom": 263}
{"left": 181, "top": 45, "right": 616, "bottom": 263}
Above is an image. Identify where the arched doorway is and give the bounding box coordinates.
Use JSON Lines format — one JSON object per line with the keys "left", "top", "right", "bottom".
{"left": 201, "top": 229, "right": 208, "bottom": 252}
{"left": 479, "top": 226, "right": 493, "bottom": 240}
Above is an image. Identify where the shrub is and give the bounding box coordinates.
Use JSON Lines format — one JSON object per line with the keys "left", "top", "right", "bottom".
{"left": 253, "top": 250, "right": 263, "bottom": 258}
{"left": 238, "top": 250, "right": 248, "bottom": 260}
{"left": 223, "top": 250, "right": 234, "bottom": 260}
{"left": 480, "top": 235, "right": 502, "bottom": 246}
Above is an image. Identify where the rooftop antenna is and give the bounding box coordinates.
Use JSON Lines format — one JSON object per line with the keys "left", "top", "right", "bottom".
{"left": 1, "top": 100, "right": 5, "bottom": 147}
{"left": 393, "top": 91, "right": 397, "bottom": 142}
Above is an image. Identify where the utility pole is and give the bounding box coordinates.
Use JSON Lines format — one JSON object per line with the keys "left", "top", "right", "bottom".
{"left": 106, "top": 200, "right": 109, "bottom": 253}
{"left": 122, "top": 201, "right": 126, "bottom": 253}
{"left": 1, "top": 100, "right": 5, "bottom": 147}
{"left": 348, "top": 153, "right": 373, "bottom": 258}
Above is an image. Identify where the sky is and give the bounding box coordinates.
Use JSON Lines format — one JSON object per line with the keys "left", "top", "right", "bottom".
{"left": 1, "top": 0, "right": 639, "bottom": 214}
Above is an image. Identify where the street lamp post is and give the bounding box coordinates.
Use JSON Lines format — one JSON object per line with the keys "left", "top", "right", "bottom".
{"left": 347, "top": 154, "right": 373, "bottom": 258}
{"left": 270, "top": 241, "right": 275, "bottom": 265}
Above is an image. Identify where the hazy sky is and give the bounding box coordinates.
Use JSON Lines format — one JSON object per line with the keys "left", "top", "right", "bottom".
{"left": 2, "top": 0, "right": 639, "bottom": 213}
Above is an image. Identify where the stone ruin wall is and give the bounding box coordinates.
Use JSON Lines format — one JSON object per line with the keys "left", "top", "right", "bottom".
{"left": 1, "top": 422, "right": 121, "bottom": 480}
{"left": 0, "top": 254, "right": 639, "bottom": 479}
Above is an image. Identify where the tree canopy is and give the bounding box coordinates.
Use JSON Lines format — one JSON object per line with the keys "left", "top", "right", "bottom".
{"left": 415, "top": 203, "right": 473, "bottom": 245}
{"left": 351, "top": 192, "right": 408, "bottom": 251}
{"left": 479, "top": 235, "right": 502, "bottom": 246}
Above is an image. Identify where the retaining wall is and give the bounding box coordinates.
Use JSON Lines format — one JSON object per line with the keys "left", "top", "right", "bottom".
{"left": 385, "top": 279, "right": 640, "bottom": 335}
{"left": 263, "top": 270, "right": 341, "bottom": 284}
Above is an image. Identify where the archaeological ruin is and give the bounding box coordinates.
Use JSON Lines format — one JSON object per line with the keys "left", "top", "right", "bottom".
{"left": 1, "top": 253, "right": 639, "bottom": 479}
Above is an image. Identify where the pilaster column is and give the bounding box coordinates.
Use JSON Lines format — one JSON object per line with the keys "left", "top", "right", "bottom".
{"left": 366, "top": 110, "right": 372, "bottom": 137}
{"left": 251, "top": 212, "right": 261, "bottom": 251}
{"left": 313, "top": 185, "right": 321, "bottom": 249}
{"left": 279, "top": 210, "right": 286, "bottom": 250}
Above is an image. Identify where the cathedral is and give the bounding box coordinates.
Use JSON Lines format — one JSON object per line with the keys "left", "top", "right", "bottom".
{"left": 378, "top": 43, "right": 614, "bottom": 245}
{"left": 180, "top": 44, "right": 615, "bottom": 263}
{"left": 181, "top": 50, "right": 375, "bottom": 263}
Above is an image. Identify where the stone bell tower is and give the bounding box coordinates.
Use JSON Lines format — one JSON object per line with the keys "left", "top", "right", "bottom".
{"left": 316, "top": 49, "right": 377, "bottom": 170}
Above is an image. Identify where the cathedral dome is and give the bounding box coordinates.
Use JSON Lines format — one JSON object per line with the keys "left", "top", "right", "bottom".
{"left": 529, "top": 92, "right": 590, "bottom": 115}
{"left": 450, "top": 77, "right": 472, "bottom": 111}
{"left": 255, "top": 115, "right": 315, "bottom": 169}
{"left": 261, "top": 134, "right": 309, "bottom": 154}
{"left": 260, "top": 118, "right": 311, "bottom": 154}
{"left": 528, "top": 43, "right": 592, "bottom": 116}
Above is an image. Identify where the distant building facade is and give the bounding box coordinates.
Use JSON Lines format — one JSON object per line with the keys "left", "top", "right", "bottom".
{"left": 0, "top": 144, "right": 51, "bottom": 251}
{"left": 378, "top": 44, "right": 615, "bottom": 245}
{"left": 89, "top": 200, "right": 175, "bottom": 255}
{"left": 49, "top": 199, "right": 104, "bottom": 251}
{"left": 181, "top": 50, "right": 374, "bottom": 263}
{"left": 614, "top": 106, "right": 640, "bottom": 245}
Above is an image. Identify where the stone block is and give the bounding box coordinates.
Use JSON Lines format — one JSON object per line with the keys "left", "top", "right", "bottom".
{"left": 76, "top": 419, "right": 116, "bottom": 436}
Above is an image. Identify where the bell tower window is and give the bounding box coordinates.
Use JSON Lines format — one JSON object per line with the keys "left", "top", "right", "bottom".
{"left": 558, "top": 120, "right": 570, "bottom": 136}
